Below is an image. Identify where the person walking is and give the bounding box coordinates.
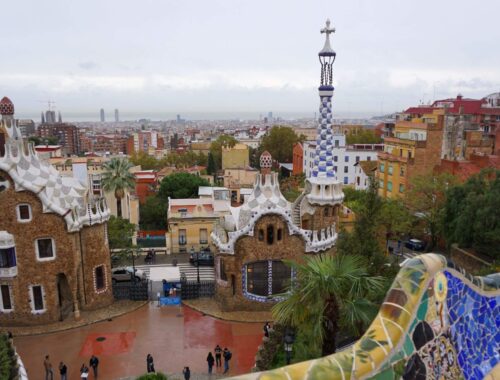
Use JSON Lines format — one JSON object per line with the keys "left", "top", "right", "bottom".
{"left": 223, "top": 347, "right": 232, "bottom": 374}
{"left": 44, "top": 355, "right": 54, "bottom": 380}
{"left": 146, "top": 354, "right": 155, "bottom": 373}
{"left": 207, "top": 352, "right": 215, "bottom": 374}
{"left": 263, "top": 322, "right": 271, "bottom": 338}
{"left": 214, "top": 344, "right": 222, "bottom": 367}
{"left": 59, "top": 362, "right": 68, "bottom": 380}
{"left": 80, "top": 363, "right": 89, "bottom": 379}
{"left": 183, "top": 366, "right": 191, "bottom": 380}
{"left": 89, "top": 355, "right": 99, "bottom": 378}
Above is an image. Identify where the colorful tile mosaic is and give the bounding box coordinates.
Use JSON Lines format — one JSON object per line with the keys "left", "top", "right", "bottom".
{"left": 229, "top": 254, "right": 500, "bottom": 380}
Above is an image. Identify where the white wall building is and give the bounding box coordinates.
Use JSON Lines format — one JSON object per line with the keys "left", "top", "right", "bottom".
{"left": 303, "top": 134, "right": 382, "bottom": 186}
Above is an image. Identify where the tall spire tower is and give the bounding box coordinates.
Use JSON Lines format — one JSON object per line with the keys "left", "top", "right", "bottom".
{"left": 306, "top": 19, "right": 344, "bottom": 205}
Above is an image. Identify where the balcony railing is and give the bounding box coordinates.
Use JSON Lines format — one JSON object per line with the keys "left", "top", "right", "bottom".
{"left": 0, "top": 266, "right": 17, "bottom": 278}
{"left": 178, "top": 238, "right": 187, "bottom": 246}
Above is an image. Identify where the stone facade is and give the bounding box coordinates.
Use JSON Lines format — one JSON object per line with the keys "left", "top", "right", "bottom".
{"left": 0, "top": 172, "right": 113, "bottom": 326}
{"left": 301, "top": 204, "right": 340, "bottom": 231}
{"left": 215, "top": 214, "right": 307, "bottom": 312}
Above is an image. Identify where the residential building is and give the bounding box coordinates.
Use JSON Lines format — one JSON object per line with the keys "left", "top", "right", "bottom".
{"left": 100, "top": 108, "right": 105, "bottom": 122}
{"left": 435, "top": 153, "right": 500, "bottom": 182}
{"left": 221, "top": 143, "right": 249, "bottom": 169}
{"left": 127, "top": 131, "right": 160, "bottom": 154}
{"left": 38, "top": 123, "right": 80, "bottom": 155}
{"left": 134, "top": 170, "right": 158, "bottom": 204}
{"left": 303, "top": 135, "right": 382, "bottom": 185}
{"left": 223, "top": 167, "right": 258, "bottom": 202}
{"left": 190, "top": 141, "right": 211, "bottom": 155}
{"left": 0, "top": 119, "right": 113, "bottom": 326}
{"left": 17, "top": 119, "right": 35, "bottom": 138}
{"left": 294, "top": 127, "right": 317, "bottom": 141}
{"left": 354, "top": 160, "right": 377, "bottom": 190}
{"left": 377, "top": 113, "right": 444, "bottom": 198}
{"left": 114, "top": 109, "right": 119, "bottom": 122}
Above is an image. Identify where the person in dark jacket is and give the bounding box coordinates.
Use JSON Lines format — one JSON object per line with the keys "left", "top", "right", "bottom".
{"left": 89, "top": 355, "right": 99, "bottom": 378}
{"left": 214, "top": 344, "right": 222, "bottom": 367}
{"left": 146, "top": 354, "right": 155, "bottom": 373}
{"left": 207, "top": 352, "right": 215, "bottom": 374}
{"left": 263, "top": 322, "right": 271, "bottom": 338}
{"left": 223, "top": 348, "right": 232, "bottom": 374}
{"left": 183, "top": 366, "right": 191, "bottom": 380}
{"left": 59, "top": 362, "right": 67, "bottom": 380}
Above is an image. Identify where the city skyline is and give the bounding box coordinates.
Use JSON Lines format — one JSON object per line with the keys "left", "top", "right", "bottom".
{"left": 1, "top": 0, "right": 499, "bottom": 119}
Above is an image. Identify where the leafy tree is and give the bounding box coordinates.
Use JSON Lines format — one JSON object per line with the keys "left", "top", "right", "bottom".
{"left": 272, "top": 254, "right": 385, "bottom": 356}
{"left": 139, "top": 195, "right": 168, "bottom": 230}
{"left": 406, "top": 172, "right": 456, "bottom": 250}
{"left": 346, "top": 129, "right": 382, "bottom": 144}
{"left": 28, "top": 135, "right": 59, "bottom": 145}
{"left": 207, "top": 152, "right": 216, "bottom": 175}
{"left": 379, "top": 198, "right": 413, "bottom": 239}
{"left": 260, "top": 126, "right": 305, "bottom": 163}
{"left": 158, "top": 172, "right": 210, "bottom": 200}
{"left": 444, "top": 169, "right": 500, "bottom": 259}
{"left": 130, "top": 151, "right": 160, "bottom": 170}
{"left": 136, "top": 372, "right": 168, "bottom": 380}
{"left": 107, "top": 216, "right": 136, "bottom": 249}
{"left": 101, "top": 158, "right": 135, "bottom": 217}
{"left": 249, "top": 146, "right": 260, "bottom": 169}
{"left": 209, "top": 134, "right": 237, "bottom": 172}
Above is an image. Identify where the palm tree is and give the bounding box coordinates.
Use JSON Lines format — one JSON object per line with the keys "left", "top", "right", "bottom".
{"left": 272, "top": 254, "right": 385, "bottom": 356}
{"left": 101, "top": 158, "right": 135, "bottom": 218}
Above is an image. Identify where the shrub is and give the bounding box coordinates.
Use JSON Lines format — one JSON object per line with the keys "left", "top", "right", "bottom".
{"left": 0, "top": 334, "right": 17, "bottom": 380}
{"left": 136, "top": 372, "right": 168, "bottom": 380}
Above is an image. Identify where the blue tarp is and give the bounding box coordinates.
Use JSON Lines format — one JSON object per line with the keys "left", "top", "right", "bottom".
{"left": 159, "top": 297, "right": 181, "bottom": 306}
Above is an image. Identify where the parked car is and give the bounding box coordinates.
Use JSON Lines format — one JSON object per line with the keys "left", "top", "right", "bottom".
{"left": 112, "top": 267, "right": 146, "bottom": 283}
{"left": 189, "top": 251, "right": 214, "bottom": 266}
{"left": 404, "top": 239, "right": 426, "bottom": 252}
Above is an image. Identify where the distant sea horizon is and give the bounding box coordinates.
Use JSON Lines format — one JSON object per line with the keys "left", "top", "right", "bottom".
{"left": 15, "top": 110, "right": 380, "bottom": 123}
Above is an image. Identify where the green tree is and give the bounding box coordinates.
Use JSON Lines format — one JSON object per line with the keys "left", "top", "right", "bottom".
{"left": 101, "top": 158, "right": 135, "bottom": 217}
{"left": 139, "top": 195, "right": 168, "bottom": 230}
{"left": 346, "top": 129, "right": 382, "bottom": 144}
{"left": 130, "top": 151, "right": 160, "bottom": 170}
{"left": 107, "top": 216, "right": 136, "bottom": 249}
{"left": 444, "top": 169, "right": 500, "bottom": 259}
{"left": 272, "top": 254, "right": 385, "bottom": 356}
{"left": 207, "top": 152, "right": 216, "bottom": 175}
{"left": 379, "top": 198, "right": 413, "bottom": 239}
{"left": 209, "top": 134, "right": 238, "bottom": 172}
{"left": 260, "top": 126, "right": 304, "bottom": 163}
{"left": 406, "top": 172, "right": 456, "bottom": 250}
{"left": 136, "top": 372, "right": 168, "bottom": 380}
{"left": 158, "top": 172, "right": 210, "bottom": 200}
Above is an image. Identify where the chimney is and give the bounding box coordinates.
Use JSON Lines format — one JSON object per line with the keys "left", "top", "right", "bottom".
{"left": 260, "top": 151, "right": 272, "bottom": 176}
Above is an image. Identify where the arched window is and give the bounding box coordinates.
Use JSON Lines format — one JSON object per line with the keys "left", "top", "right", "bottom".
{"left": 266, "top": 225, "right": 274, "bottom": 245}
{"left": 258, "top": 229, "right": 264, "bottom": 241}
{"left": 95, "top": 266, "right": 105, "bottom": 291}
{"left": 324, "top": 207, "right": 329, "bottom": 216}
{"left": 277, "top": 228, "right": 283, "bottom": 241}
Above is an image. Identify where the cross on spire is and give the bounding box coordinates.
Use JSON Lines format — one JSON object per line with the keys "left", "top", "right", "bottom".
{"left": 319, "top": 19, "right": 336, "bottom": 57}
{"left": 321, "top": 19, "right": 335, "bottom": 37}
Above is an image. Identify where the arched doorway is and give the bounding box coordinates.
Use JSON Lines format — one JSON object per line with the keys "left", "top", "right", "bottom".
{"left": 56, "top": 273, "right": 73, "bottom": 321}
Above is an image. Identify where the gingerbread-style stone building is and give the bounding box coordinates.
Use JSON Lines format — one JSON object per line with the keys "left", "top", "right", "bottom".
{"left": 212, "top": 22, "right": 345, "bottom": 311}
{"left": 0, "top": 103, "right": 113, "bottom": 326}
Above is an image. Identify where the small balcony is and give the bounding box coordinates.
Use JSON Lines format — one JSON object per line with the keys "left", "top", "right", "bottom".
{"left": 0, "top": 266, "right": 17, "bottom": 278}
{"left": 178, "top": 238, "right": 187, "bottom": 246}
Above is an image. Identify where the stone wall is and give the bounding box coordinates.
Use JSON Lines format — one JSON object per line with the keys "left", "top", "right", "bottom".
{"left": 301, "top": 204, "right": 339, "bottom": 231}
{"left": 0, "top": 171, "right": 112, "bottom": 326}
{"left": 216, "top": 214, "right": 308, "bottom": 312}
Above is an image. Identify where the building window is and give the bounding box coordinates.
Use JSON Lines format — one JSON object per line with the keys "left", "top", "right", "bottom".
{"left": 95, "top": 265, "right": 105, "bottom": 291}
{"left": 400, "top": 167, "right": 405, "bottom": 177}
{"left": 35, "top": 238, "right": 55, "bottom": 261}
{"left": 245, "top": 260, "right": 292, "bottom": 299}
{"left": 334, "top": 156, "right": 338, "bottom": 162}
{"left": 266, "top": 225, "right": 274, "bottom": 245}
{"left": 218, "top": 258, "right": 227, "bottom": 282}
{"left": 31, "top": 285, "right": 45, "bottom": 313}
{"left": 334, "top": 166, "right": 338, "bottom": 172}
{"left": 367, "top": 157, "right": 371, "bottom": 161}
{"left": 345, "top": 156, "right": 349, "bottom": 162}
{"left": 335, "top": 140, "right": 339, "bottom": 147}
{"left": 344, "top": 177, "right": 348, "bottom": 184}
{"left": 344, "top": 166, "right": 348, "bottom": 173}
{"left": 399, "top": 184, "right": 405, "bottom": 193}
{"left": 277, "top": 228, "right": 283, "bottom": 241}
{"left": 178, "top": 229, "right": 187, "bottom": 245}
{"left": 408, "top": 151, "right": 412, "bottom": 159}
{"left": 16, "top": 204, "right": 32, "bottom": 222}
{"left": 387, "top": 181, "right": 393, "bottom": 192}
{"left": 379, "top": 163, "right": 385, "bottom": 173}
{"left": 388, "top": 165, "right": 393, "bottom": 175}
{"left": 199, "top": 228, "right": 208, "bottom": 244}
{"left": 0, "top": 247, "right": 16, "bottom": 269}
{"left": 324, "top": 207, "right": 329, "bottom": 216}
{"left": 355, "top": 156, "right": 360, "bottom": 162}
{"left": 379, "top": 180, "right": 384, "bottom": 189}
{"left": 0, "top": 285, "right": 12, "bottom": 311}
{"left": 258, "top": 229, "right": 264, "bottom": 241}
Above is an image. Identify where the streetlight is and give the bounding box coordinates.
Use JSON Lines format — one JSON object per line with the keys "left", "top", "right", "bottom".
{"left": 191, "top": 246, "right": 200, "bottom": 284}
{"left": 284, "top": 328, "right": 295, "bottom": 365}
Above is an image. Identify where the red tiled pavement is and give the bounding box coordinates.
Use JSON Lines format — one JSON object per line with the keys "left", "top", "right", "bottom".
{"left": 13, "top": 304, "right": 264, "bottom": 380}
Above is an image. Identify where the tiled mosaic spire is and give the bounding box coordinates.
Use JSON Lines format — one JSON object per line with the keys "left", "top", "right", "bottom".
{"left": 312, "top": 20, "right": 337, "bottom": 179}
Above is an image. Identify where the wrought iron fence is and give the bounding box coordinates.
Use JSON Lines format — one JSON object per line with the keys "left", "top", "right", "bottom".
{"left": 180, "top": 280, "right": 215, "bottom": 299}
{"left": 112, "top": 281, "right": 149, "bottom": 301}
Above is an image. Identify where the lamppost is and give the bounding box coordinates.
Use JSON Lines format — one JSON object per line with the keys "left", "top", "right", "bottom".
{"left": 191, "top": 246, "right": 200, "bottom": 284}
{"left": 284, "top": 328, "right": 295, "bottom": 365}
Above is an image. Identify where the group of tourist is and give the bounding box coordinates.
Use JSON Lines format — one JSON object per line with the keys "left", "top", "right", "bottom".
{"left": 43, "top": 354, "right": 99, "bottom": 380}
{"left": 207, "top": 344, "right": 232, "bottom": 374}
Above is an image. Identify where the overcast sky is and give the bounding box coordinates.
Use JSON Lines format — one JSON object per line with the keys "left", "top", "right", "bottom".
{"left": 2, "top": 0, "right": 499, "bottom": 119}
